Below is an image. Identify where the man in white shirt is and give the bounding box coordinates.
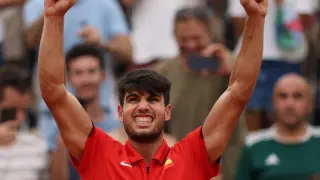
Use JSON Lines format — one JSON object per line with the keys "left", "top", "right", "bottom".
{"left": 120, "top": 0, "right": 206, "bottom": 66}
{"left": 0, "top": 0, "right": 26, "bottom": 65}
{"left": 0, "top": 63, "right": 49, "bottom": 180}
{"left": 227, "top": 0, "right": 318, "bottom": 132}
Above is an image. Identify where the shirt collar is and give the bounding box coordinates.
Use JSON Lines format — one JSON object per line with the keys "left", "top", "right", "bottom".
{"left": 124, "top": 139, "right": 170, "bottom": 165}
{"left": 271, "top": 125, "right": 313, "bottom": 143}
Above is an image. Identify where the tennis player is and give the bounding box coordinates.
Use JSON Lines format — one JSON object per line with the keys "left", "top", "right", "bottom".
{"left": 38, "top": 0, "right": 268, "bottom": 179}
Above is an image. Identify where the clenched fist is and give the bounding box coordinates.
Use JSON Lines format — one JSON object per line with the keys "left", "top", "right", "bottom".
{"left": 45, "top": 0, "right": 75, "bottom": 16}
{"left": 241, "top": 0, "right": 268, "bottom": 17}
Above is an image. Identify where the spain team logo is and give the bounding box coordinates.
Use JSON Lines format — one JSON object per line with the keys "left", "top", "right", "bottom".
{"left": 164, "top": 158, "right": 174, "bottom": 169}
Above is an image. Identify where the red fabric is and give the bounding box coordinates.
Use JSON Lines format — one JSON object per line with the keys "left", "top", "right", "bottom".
{"left": 70, "top": 126, "right": 220, "bottom": 180}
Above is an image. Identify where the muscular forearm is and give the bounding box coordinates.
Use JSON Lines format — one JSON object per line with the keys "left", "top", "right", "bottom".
{"left": 38, "top": 16, "right": 66, "bottom": 101}
{"left": 25, "top": 15, "right": 44, "bottom": 49}
{"left": 229, "top": 15, "right": 265, "bottom": 101}
{"left": 105, "top": 36, "right": 133, "bottom": 62}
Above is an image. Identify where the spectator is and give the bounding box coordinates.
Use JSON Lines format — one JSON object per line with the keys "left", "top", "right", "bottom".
{"left": 301, "top": 1, "right": 320, "bottom": 126}
{"left": 121, "top": 0, "right": 207, "bottom": 67}
{"left": 0, "top": 0, "right": 26, "bottom": 66}
{"left": 0, "top": 63, "right": 49, "bottom": 180}
{"left": 153, "top": 7, "right": 245, "bottom": 180}
{"left": 23, "top": 0, "right": 131, "bottom": 121}
{"left": 39, "top": 43, "right": 121, "bottom": 180}
{"left": 0, "top": 16, "right": 3, "bottom": 66}
{"left": 228, "top": 0, "right": 317, "bottom": 131}
{"left": 235, "top": 74, "right": 320, "bottom": 180}
{"left": 2, "top": 5, "right": 27, "bottom": 64}
{"left": 154, "top": 6, "right": 232, "bottom": 139}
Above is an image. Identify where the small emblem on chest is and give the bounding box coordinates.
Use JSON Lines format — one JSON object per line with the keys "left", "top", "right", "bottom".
{"left": 164, "top": 158, "right": 174, "bottom": 169}
{"left": 265, "top": 153, "right": 280, "bottom": 166}
{"left": 120, "top": 161, "right": 132, "bottom": 168}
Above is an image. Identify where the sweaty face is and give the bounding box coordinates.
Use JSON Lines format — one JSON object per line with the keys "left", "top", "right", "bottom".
{"left": 68, "top": 56, "right": 104, "bottom": 101}
{"left": 175, "top": 19, "right": 211, "bottom": 58}
{"left": 118, "top": 92, "right": 171, "bottom": 143}
{"left": 273, "top": 76, "right": 311, "bottom": 129}
{"left": 0, "top": 87, "right": 31, "bottom": 126}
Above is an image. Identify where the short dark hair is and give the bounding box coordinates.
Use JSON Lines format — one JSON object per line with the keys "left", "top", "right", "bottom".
{"left": 0, "top": 62, "right": 32, "bottom": 103}
{"left": 174, "top": 6, "right": 213, "bottom": 33}
{"left": 66, "top": 43, "right": 105, "bottom": 71}
{"left": 118, "top": 69, "right": 171, "bottom": 106}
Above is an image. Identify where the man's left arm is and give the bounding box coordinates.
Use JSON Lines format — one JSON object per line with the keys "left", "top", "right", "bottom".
{"left": 202, "top": 0, "right": 267, "bottom": 162}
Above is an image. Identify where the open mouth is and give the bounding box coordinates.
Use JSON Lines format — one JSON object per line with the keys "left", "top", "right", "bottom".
{"left": 134, "top": 114, "right": 154, "bottom": 125}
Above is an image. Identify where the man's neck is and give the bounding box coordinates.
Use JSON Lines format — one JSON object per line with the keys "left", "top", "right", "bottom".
{"left": 85, "top": 98, "right": 105, "bottom": 123}
{"left": 275, "top": 122, "right": 309, "bottom": 143}
{"left": 129, "top": 136, "right": 163, "bottom": 164}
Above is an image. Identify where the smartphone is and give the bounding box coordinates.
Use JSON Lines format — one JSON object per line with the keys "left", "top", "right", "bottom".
{"left": 0, "top": 108, "right": 17, "bottom": 123}
{"left": 187, "top": 54, "right": 220, "bottom": 72}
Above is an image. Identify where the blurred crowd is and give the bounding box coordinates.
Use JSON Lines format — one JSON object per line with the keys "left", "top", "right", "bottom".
{"left": 0, "top": 0, "right": 320, "bottom": 179}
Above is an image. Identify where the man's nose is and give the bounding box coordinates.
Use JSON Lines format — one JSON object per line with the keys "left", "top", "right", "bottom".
{"left": 81, "top": 73, "right": 92, "bottom": 82}
{"left": 285, "top": 97, "right": 296, "bottom": 106}
{"left": 137, "top": 101, "right": 150, "bottom": 112}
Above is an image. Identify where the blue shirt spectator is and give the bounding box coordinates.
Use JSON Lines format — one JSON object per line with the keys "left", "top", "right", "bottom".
{"left": 23, "top": 0, "right": 129, "bottom": 111}
{"left": 40, "top": 107, "right": 120, "bottom": 180}
{"left": 39, "top": 108, "right": 120, "bottom": 151}
{"left": 36, "top": 43, "right": 123, "bottom": 180}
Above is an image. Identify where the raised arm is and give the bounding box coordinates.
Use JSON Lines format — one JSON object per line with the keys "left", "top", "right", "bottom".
{"left": 38, "top": 0, "right": 92, "bottom": 162}
{"left": 202, "top": 0, "right": 267, "bottom": 162}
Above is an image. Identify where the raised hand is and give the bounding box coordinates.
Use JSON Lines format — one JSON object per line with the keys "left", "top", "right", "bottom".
{"left": 44, "top": 0, "right": 75, "bottom": 16}
{"left": 240, "top": 0, "right": 268, "bottom": 17}
{"left": 79, "top": 26, "right": 102, "bottom": 46}
{"left": 201, "top": 43, "right": 232, "bottom": 76}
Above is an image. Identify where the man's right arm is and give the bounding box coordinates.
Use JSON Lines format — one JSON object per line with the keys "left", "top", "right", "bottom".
{"left": 38, "top": 15, "right": 92, "bottom": 162}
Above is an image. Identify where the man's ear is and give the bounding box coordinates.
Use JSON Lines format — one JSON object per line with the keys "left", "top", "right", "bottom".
{"left": 118, "top": 104, "right": 124, "bottom": 122}
{"left": 164, "top": 104, "right": 172, "bottom": 121}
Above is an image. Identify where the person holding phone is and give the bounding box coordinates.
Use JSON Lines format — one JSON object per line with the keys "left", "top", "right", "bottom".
{"left": 0, "top": 63, "right": 49, "bottom": 180}
{"left": 152, "top": 7, "right": 243, "bottom": 180}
